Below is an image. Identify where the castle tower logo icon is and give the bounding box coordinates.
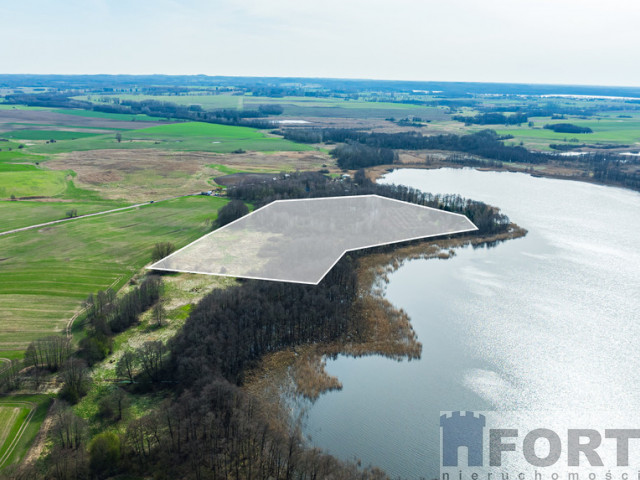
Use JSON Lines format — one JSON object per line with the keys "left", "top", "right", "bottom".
{"left": 440, "top": 411, "right": 486, "bottom": 467}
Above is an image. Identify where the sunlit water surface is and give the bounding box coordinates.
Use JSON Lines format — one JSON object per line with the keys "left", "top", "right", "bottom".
{"left": 301, "top": 168, "right": 640, "bottom": 479}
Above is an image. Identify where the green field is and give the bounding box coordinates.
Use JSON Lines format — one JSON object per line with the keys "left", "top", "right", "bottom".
{"left": 51, "top": 108, "right": 166, "bottom": 122}
{"left": 26, "top": 121, "right": 312, "bottom": 154}
{"left": 207, "top": 163, "right": 246, "bottom": 175}
{"left": 0, "top": 396, "right": 52, "bottom": 470}
{"left": 0, "top": 196, "right": 227, "bottom": 351}
{"left": 495, "top": 116, "right": 640, "bottom": 149}
{"left": 0, "top": 169, "right": 68, "bottom": 198}
{"left": 0, "top": 198, "right": 130, "bottom": 232}
{"left": 0, "top": 130, "right": 102, "bottom": 141}
{"left": 0, "top": 149, "right": 44, "bottom": 163}
{"left": 0, "top": 163, "right": 38, "bottom": 173}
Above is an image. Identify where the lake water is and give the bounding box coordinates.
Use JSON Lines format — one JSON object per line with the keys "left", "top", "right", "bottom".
{"left": 301, "top": 168, "right": 640, "bottom": 479}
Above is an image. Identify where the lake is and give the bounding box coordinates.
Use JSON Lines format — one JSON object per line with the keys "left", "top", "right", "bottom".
{"left": 301, "top": 168, "right": 640, "bottom": 479}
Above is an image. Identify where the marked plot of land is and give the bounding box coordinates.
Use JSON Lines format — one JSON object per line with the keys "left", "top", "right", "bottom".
{"left": 150, "top": 195, "right": 477, "bottom": 284}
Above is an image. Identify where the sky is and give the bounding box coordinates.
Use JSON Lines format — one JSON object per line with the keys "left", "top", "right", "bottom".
{"left": 2, "top": 0, "right": 640, "bottom": 86}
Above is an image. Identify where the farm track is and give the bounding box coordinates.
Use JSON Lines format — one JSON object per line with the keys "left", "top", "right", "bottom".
{"left": 0, "top": 192, "right": 202, "bottom": 237}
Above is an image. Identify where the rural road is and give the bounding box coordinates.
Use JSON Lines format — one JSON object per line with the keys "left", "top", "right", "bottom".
{"left": 0, "top": 192, "right": 206, "bottom": 237}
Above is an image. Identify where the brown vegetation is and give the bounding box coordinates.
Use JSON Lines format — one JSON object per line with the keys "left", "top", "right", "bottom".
{"left": 46, "top": 149, "right": 333, "bottom": 201}
{"left": 246, "top": 224, "right": 527, "bottom": 402}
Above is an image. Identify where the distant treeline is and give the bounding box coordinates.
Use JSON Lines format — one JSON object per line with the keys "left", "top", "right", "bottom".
{"left": 283, "top": 128, "right": 552, "bottom": 164}
{"left": 543, "top": 123, "right": 593, "bottom": 134}
{"left": 587, "top": 154, "right": 640, "bottom": 190}
{"left": 3, "top": 93, "right": 278, "bottom": 129}
{"left": 330, "top": 142, "right": 397, "bottom": 169}
{"left": 4, "top": 74, "right": 640, "bottom": 98}
{"left": 453, "top": 112, "right": 529, "bottom": 125}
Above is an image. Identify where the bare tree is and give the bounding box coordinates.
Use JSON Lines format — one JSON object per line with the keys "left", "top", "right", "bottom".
{"left": 116, "top": 350, "right": 137, "bottom": 383}
{"left": 152, "top": 302, "right": 166, "bottom": 327}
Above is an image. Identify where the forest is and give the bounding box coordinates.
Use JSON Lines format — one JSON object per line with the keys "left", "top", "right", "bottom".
{"left": 227, "top": 172, "right": 511, "bottom": 235}
{"left": 543, "top": 123, "right": 593, "bottom": 134}
{"left": 452, "top": 112, "right": 529, "bottom": 125}
{"left": 283, "top": 127, "right": 552, "bottom": 164}
{"left": 3, "top": 173, "right": 511, "bottom": 479}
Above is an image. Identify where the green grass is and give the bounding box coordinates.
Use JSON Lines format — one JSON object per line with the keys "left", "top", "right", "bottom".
{"left": 51, "top": 108, "right": 165, "bottom": 122}
{"left": 0, "top": 150, "right": 44, "bottom": 163}
{"left": 27, "top": 121, "right": 313, "bottom": 154}
{"left": 495, "top": 117, "right": 640, "bottom": 149}
{"left": 0, "top": 130, "right": 102, "bottom": 141}
{"left": 0, "top": 163, "right": 38, "bottom": 172}
{"left": 0, "top": 170, "right": 68, "bottom": 198}
{"left": 0, "top": 198, "right": 130, "bottom": 232}
{"left": 0, "top": 196, "right": 227, "bottom": 350}
{"left": 0, "top": 395, "right": 52, "bottom": 470}
{"left": 207, "top": 163, "right": 246, "bottom": 175}
{"left": 0, "top": 351, "right": 24, "bottom": 361}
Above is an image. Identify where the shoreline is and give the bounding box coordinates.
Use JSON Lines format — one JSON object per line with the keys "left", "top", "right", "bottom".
{"left": 243, "top": 223, "right": 527, "bottom": 405}
{"left": 365, "top": 160, "right": 637, "bottom": 192}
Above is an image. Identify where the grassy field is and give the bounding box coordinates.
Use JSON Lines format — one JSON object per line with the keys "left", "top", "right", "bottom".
{"left": 26, "top": 121, "right": 312, "bottom": 154}
{"left": 492, "top": 116, "right": 640, "bottom": 150}
{"left": 0, "top": 196, "right": 227, "bottom": 352}
{"left": 0, "top": 169, "right": 68, "bottom": 198}
{"left": 0, "top": 151, "right": 43, "bottom": 163}
{"left": 52, "top": 109, "right": 165, "bottom": 122}
{"left": 207, "top": 163, "right": 246, "bottom": 175}
{"left": 0, "top": 130, "right": 103, "bottom": 141}
{"left": 0, "top": 198, "right": 130, "bottom": 232}
{"left": 0, "top": 395, "right": 52, "bottom": 470}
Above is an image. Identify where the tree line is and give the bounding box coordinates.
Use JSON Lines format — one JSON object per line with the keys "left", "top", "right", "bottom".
{"left": 330, "top": 142, "right": 397, "bottom": 169}
{"left": 2, "top": 93, "right": 278, "bottom": 129}
{"left": 282, "top": 128, "right": 553, "bottom": 164}
{"left": 453, "top": 112, "right": 529, "bottom": 125}
{"left": 227, "top": 171, "right": 511, "bottom": 235}
{"left": 588, "top": 154, "right": 640, "bottom": 190}
{"left": 543, "top": 123, "right": 593, "bottom": 134}
{"left": 79, "top": 276, "right": 163, "bottom": 366}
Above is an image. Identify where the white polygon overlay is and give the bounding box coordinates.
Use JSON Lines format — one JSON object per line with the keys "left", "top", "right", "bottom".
{"left": 149, "top": 195, "right": 477, "bottom": 284}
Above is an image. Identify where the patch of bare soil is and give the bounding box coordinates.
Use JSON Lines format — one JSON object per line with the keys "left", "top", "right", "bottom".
{"left": 209, "top": 150, "right": 332, "bottom": 173}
